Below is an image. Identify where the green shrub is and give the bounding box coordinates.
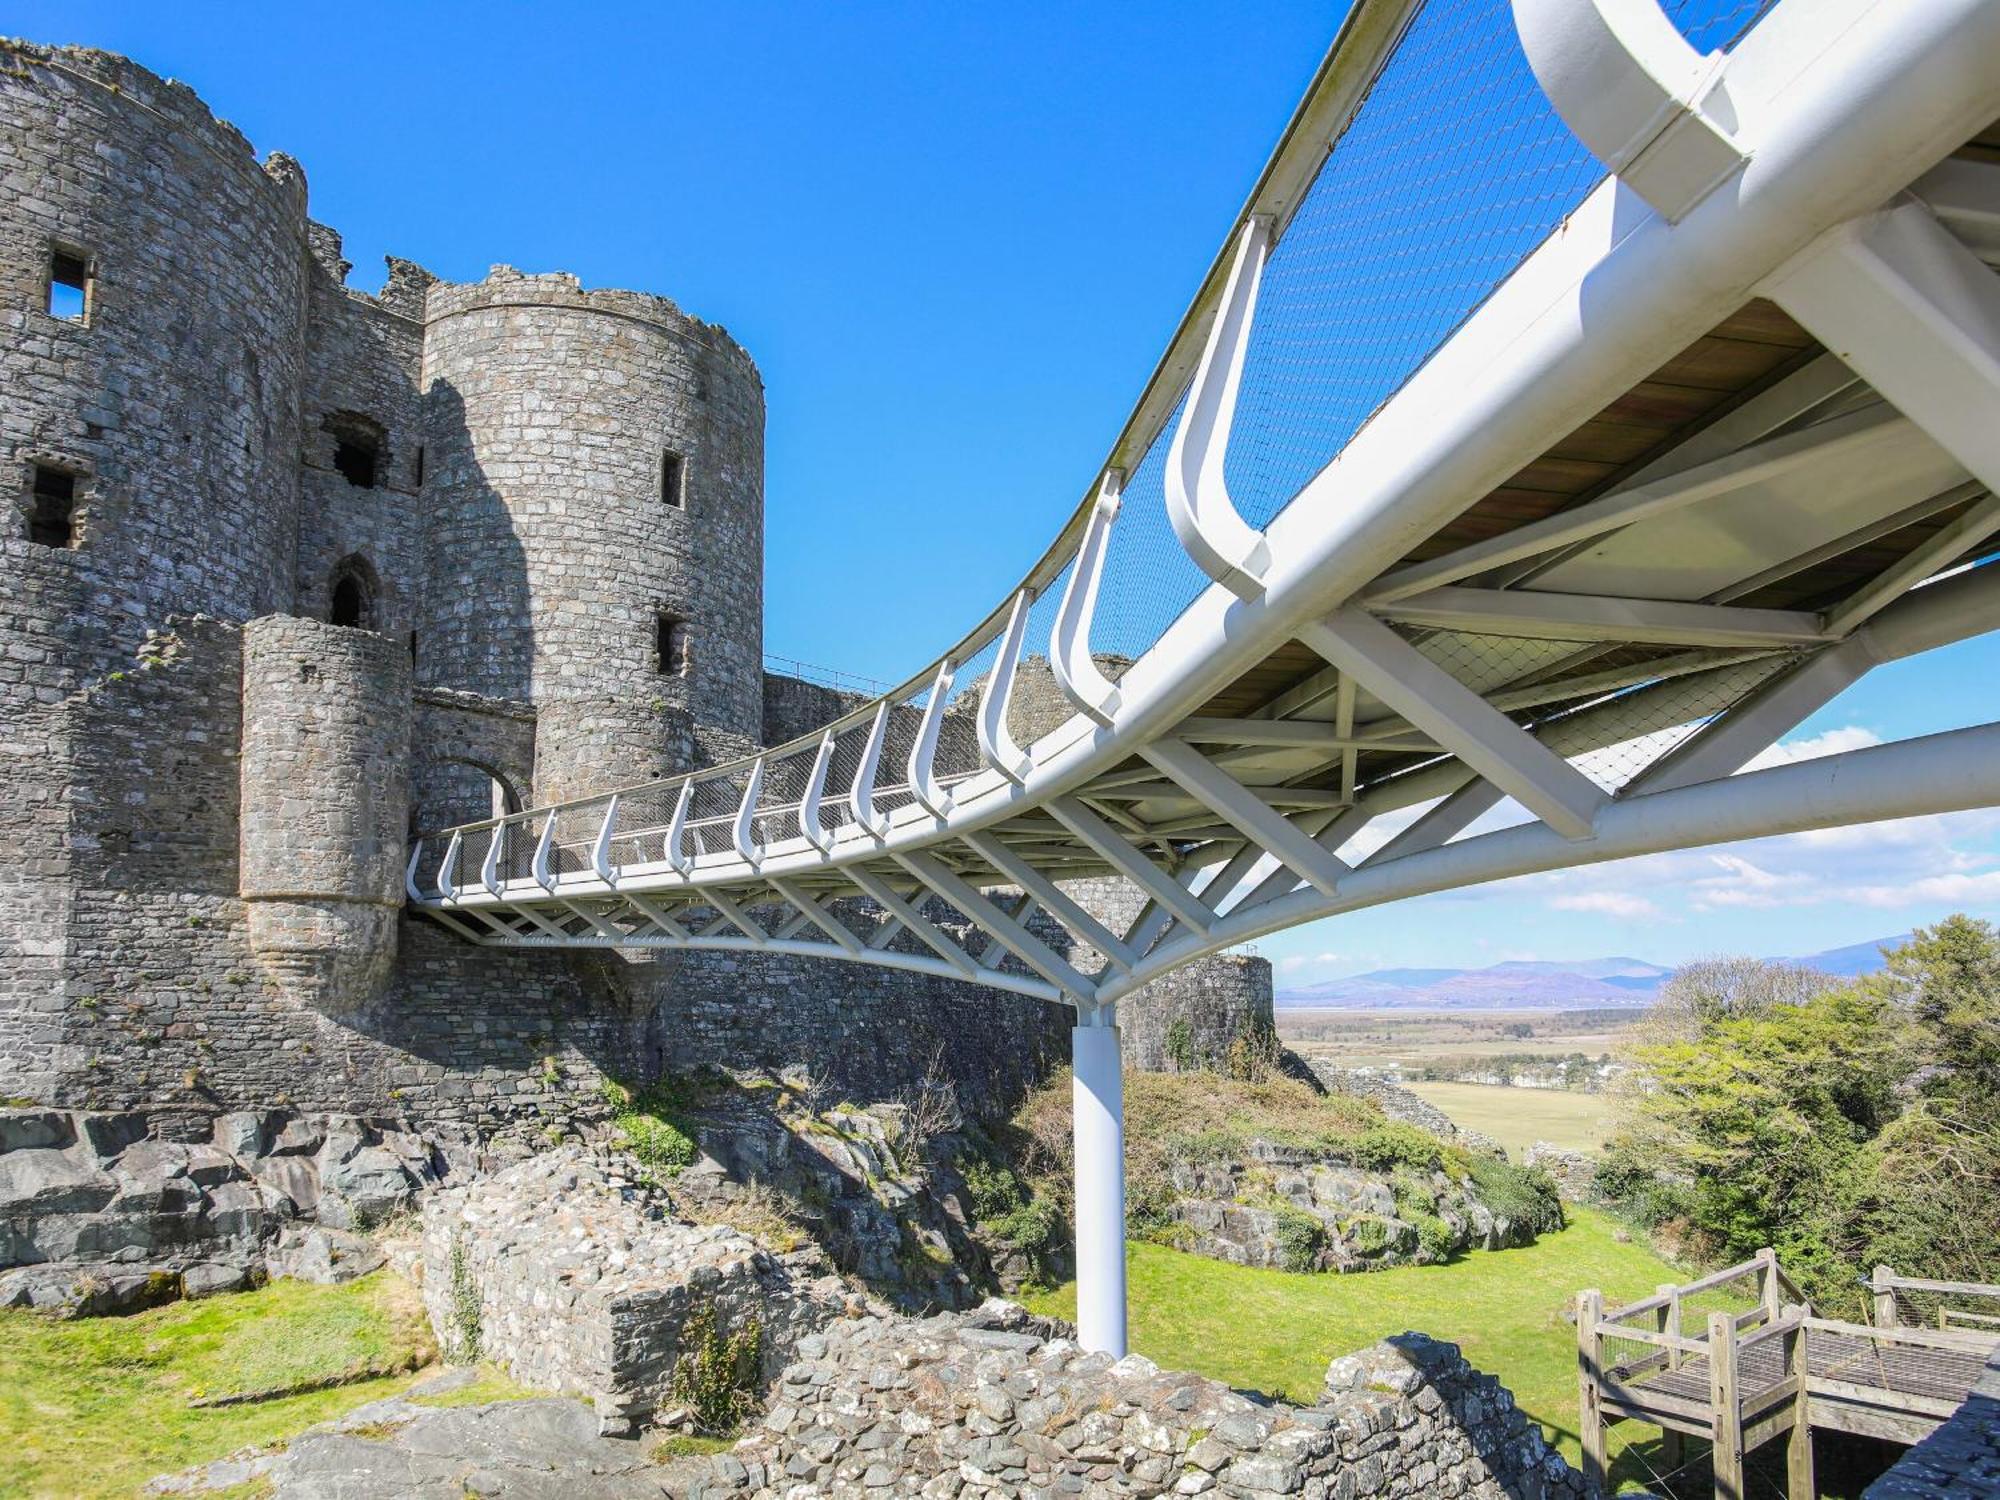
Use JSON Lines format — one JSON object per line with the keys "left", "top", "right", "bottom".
{"left": 1272, "top": 1208, "right": 1326, "bottom": 1274}
{"left": 608, "top": 1076, "right": 703, "bottom": 1176}
{"left": 1349, "top": 1216, "right": 1391, "bottom": 1254}
{"left": 991, "top": 1195, "right": 1061, "bottom": 1254}
{"left": 1349, "top": 1124, "right": 1444, "bottom": 1175}
{"left": 1411, "top": 1213, "right": 1454, "bottom": 1262}
{"left": 445, "top": 1232, "right": 481, "bottom": 1363}
{"left": 960, "top": 1155, "right": 1026, "bottom": 1221}
{"left": 1466, "top": 1155, "right": 1565, "bottom": 1238}
{"left": 669, "top": 1300, "right": 761, "bottom": 1436}
{"left": 1165, "top": 1019, "right": 1198, "bottom": 1073}
{"left": 1224, "top": 1022, "right": 1281, "bottom": 1082}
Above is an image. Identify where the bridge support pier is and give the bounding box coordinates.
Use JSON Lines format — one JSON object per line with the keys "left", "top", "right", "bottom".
{"left": 1072, "top": 1014, "right": 1128, "bottom": 1358}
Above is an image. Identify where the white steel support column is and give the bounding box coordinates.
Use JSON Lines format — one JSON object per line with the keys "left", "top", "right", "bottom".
{"left": 1072, "top": 1013, "right": 1128, "bottom": 1358}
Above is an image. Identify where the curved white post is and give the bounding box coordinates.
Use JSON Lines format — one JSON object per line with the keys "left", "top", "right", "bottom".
{"left": 404, "top": 839, "right": 427, "bottom": 904}
{"left": 732, "top": 757, "right": 767, "bottom": 866}
{"left": 435, "top": 830, "right": 462, "bottom": 902}
{"left": 849, "top": 699, "right": 892, "bottom": 839}
{"left": 907, "top": 660, "right": 957, "bottom": 819}
{"left": 480, "top": 823, "right": 506, "bottom": 897}
{"left": 590, "top": 794, "right": 622, "bottom": 886}
{"left": 799, "top": 731, "right": 838, "bottom": 852}
{"left": 1166, "top": 216, "right": 1273, "bottom": 600}
{"left": 1512, "top": 0, "right": 1744, "bottom": 222}
{"left": 1052, "top": 476, "right": 1124, "bottom": 727}
{"left": 978, "top": 589, "right": 1036, "bottom": 782}
{"left": 664, "top": 781, "right": 694, "bottom": 876}
{"left": 1072, "top": 1014, "right": 1127, "bottom": 1358}
{"left": 531, "top": 812, "right": 558, "bottom": 892}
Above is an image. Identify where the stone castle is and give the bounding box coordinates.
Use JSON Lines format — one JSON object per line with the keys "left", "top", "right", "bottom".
{"left": 0, "top": 40, "right": 1271, "bottom": 1135}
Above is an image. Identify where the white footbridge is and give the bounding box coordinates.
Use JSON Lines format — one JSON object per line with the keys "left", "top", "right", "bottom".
{"left": 412, "top": 0, "right": 2000, "bottom": 1356}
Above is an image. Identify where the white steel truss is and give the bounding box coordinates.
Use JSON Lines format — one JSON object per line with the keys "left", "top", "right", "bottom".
{"left": 405, "top": 0, "right": 2000, "bottom": 1360}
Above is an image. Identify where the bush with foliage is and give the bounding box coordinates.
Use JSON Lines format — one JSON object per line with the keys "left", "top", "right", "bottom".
{"left": 1599, "top": 917, "right": 2000, "bottom": 1314}
{"left": 959, "top": 1152, "right": 1062, "bottom": 1258}
{"left": 1271, "top": 1207, "right": 1327, "bottom": 1273}
{"left": 1349, "top": 1123, "right": 1446, "bottom": 1176}
{"left": 669, "top": 1299, "right": 761, "bottom": 1436}
{"left": 1164, "top": 1018, "right": 1198, "bottom": 1073}
{"left": 604, "top": 1075, "right": 702, "bottom": 1176}
{"left": 1465, "top": 1155, "right": 1565, "bottom": 1238}
{"left": 1224, "top": 1021, "right": 1282, "bottom": 1081}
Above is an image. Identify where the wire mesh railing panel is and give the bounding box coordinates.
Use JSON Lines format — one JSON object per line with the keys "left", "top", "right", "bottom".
{"left": 1224, "top": 0, "right": 1606, "bottom": 536}
{"left": 1414, "top": 630, "right": 1585, "bottom": 697}
{"left": 1662, "top": 0, "right": 1775, "bottom": 53}
{"left": 1546, "top": 654, "right": 1795, "bottom": 793}
{"left": 1092, "top": 401, "right": 1209, "bottom": 662}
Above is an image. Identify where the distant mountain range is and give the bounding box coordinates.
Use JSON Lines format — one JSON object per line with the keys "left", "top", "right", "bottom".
{"left": 1276, "top": 936, "right": 1909, "bottom": 1009}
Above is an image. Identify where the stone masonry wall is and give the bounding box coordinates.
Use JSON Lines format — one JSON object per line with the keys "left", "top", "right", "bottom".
{"left": 691, "top": 1307, "right": 1586, "bottom": 1498}
{"left": 240, "top": 615, "right": 411, "bottom": 1013}
{"left": 420, "top": 268, "right": 765, "bottom": 802}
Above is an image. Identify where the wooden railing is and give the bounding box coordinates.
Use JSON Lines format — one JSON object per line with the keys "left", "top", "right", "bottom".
{"left": 1578, "top": 1253, "right": 2000, "bottom": 1500}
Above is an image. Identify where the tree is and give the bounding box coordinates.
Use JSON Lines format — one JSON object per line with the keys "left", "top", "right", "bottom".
{"left": 1599, "top": 923, "right": 2000, "bottom": 1314}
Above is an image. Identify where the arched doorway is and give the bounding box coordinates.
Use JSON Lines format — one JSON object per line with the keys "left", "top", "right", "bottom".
{"left": 328, "top": 554, "right": 379, "bottom": 630}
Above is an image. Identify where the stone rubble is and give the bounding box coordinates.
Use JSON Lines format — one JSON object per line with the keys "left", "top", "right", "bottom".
{"left": 0, "top": 1105, "right": 476, "bottom": 1314}
{"left": 684, "top": 1299, "right": 1587, "bottom": 1499}
{"left": 419, "top": 1146, "right": 852, "bottom": 1436}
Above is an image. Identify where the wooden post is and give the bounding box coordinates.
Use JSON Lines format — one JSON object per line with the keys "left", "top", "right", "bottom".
{"left": 1757, "top": 1247, "right": 1782, "bottom": 1324}
{"left": 1708, "top": 1310, "right": 1744, "bottom": 1500}
{"left": 1785, "top": 1310, "right": 1815, "bottom": 1500}
{"left": 1872, "top": 1264, "right": 1897, "bottom": 1329}
{"left": 1578, "top": 1289, "right": 1606, "bottom": 1497}
{"left": 1658, "top": 1282, "right": 1685, "bottom": 1472}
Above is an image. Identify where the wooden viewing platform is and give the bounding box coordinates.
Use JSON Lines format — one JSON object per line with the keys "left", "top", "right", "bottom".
{"left": 1577, "top": 1253, "right": 2000, "bottom": 1499}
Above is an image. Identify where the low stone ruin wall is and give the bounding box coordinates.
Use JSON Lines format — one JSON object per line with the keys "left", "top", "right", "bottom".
{"left": 418, "top": 1147, "right": 851, "bottom": 1435}
{"left": 0, "top": 1105, "right": 477, "bottom": 1314}
{"left": 1867, "top": 1346, "right": 2000, "bottom": 1498}
{"left": 1523, "top": 1142, "right": 1601, "bottom": 1204}
{"left": 687, "top": 1302, "right": 1587, "bottom": 1498}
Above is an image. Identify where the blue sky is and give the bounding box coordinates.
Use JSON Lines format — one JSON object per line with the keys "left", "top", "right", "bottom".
{"left": 23, "top": 1, "right": 1999, "bottom": 979}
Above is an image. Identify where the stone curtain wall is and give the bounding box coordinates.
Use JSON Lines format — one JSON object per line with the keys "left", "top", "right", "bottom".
{"left": 651, "top": 947, "right": 1072, "bottom": 1117}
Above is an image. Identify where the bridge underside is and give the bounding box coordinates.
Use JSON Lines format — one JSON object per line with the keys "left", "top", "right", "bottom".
{"left": 407, "top": 0, "right": 2000, "bottom": 1357}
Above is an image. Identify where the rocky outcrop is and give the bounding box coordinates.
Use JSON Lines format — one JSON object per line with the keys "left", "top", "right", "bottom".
{"left": 0, "top": 1106, "right": 477, "bottom": 1315}
{"left": 687, "top": 1301, "right": 1586, "bottom": 1498}
{"left": 418, "top": 1148, "right": 852, "bottom": 1436}
{"left": 1162, "top": 1140, "right": 1534, "bottom": 1272}
{"left": 675, "top": 1083, "right": 988, "bottom": 1312}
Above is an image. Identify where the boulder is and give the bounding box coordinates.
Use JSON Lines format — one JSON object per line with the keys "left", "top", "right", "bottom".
{"left": 0, "top": 1148, "right": 117, "bottom": 1216}
{"left": 0, "top": 1109, "right": 73, "bottom": 1153}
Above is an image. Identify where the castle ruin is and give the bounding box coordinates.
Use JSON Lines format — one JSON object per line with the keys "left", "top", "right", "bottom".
{"left": 0, "top": 40, "right": 1271, "bottom": 1135}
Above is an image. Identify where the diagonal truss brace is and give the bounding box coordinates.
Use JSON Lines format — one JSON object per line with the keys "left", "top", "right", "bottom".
{"left": 1139, "top": 738, "right": 1348, "bottom": 896}
{"left": 960, "top": 831, "right": 1138, "bottom": 971}
{"left": 1048, "top": 796, "right": 1216, "bottom": 935}
{"left": 894, "top": 851, "right": 1097, "bottom": 1000}
{"left": 1299, "top": 609, "right": 1605, "bottom": 840}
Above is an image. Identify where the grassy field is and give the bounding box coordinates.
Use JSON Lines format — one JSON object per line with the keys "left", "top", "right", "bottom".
{"left": 1025, "top": 1206, "right": 1679, "bottom": 1493}
{"left": 1408, "top": 1080, "right": 1616, "bottom": 1157}
{"left": 0, "top": 1272, "right": 528, "bottom": 1499}
{"left": 1277, "top": 1007, "right": 1637, "bottom": 1073}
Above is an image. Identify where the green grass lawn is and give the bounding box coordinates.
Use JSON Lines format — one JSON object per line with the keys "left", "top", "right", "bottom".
{"left": 0, "top": 1272, "right": 527, "bottom": 1500}
{"left": 1407, "top": 1081, "right": 1615, "bottom": 1157}
{"left": 1025, "top": 1206, "right": 1679, "bottom": 1494}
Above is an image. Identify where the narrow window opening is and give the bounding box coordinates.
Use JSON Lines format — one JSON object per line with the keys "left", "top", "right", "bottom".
{"left": 660, "top": 449, "right": 685, "bottom": 509}
{"left": 656, "top": 614, "right": 690, "bottom": 676}
{"left": 322, "top": 412, "right": 383, "bottom": 489}
{"left": 413, "top": 445, "right": 426, "bottom": 488}
{"left": 327, "top": 554, "right": 379, "bottom": 630}
{"left": 48, "top": 248, "right": 89, "bottom": 322}
{"left": 331, "top": 574, "right": 366, "bottom": 627}
{"left": 28, "top": 464, "right": 77, "bottom": 548}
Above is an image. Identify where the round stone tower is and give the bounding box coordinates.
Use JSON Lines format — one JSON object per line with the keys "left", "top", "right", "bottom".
{"left": 419, "top": 270, "right": 764, "bottom": 805}
{"left": 0, "top": 42, "right": 311, "bottom": 688}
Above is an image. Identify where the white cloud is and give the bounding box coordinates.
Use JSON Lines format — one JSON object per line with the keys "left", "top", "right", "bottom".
{"left": 1549, "top": 890, "right": 1662, "bottom": 919}
{"left": 1739, "top": 725, "right": 1883, "bottom": 772}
